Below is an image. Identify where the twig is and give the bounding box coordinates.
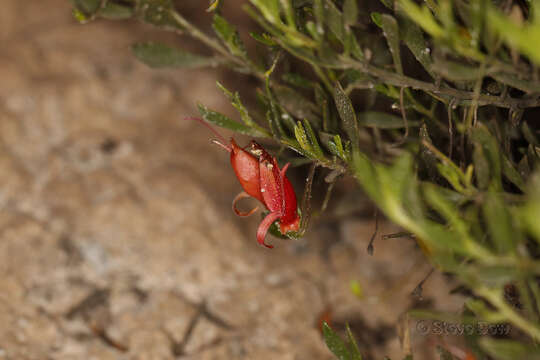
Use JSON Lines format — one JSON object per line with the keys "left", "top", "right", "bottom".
{"left": 343, "top": 60, "right": 540, "bottom": 109}
{"left": 411, "top": 267, "right": 435, "bottom": 300}
{"left": 366, "top": 209, "right": 379, "bottom": 256}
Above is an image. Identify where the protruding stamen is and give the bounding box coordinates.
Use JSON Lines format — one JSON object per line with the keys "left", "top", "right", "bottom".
{"left": 211, "top": 139, "right": 232, "bottom": 152}
{"left": 185, "top": 116, "right": 231, "bottom": 151}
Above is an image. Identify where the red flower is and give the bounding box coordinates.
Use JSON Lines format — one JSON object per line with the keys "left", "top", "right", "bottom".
{"left": 187, "top": 117, "right": 300, "bottom": 248}
{"left": 230, "top": 140, "right": 300, "bottom": 248}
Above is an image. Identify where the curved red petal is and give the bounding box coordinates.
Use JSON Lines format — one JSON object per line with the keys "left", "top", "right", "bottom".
{"left": 256, "top": 212, "right": 281, "bottom": 249}
{"left": 279, "top": 162, "right": 299, "bottom": 227}
{"left": 232, "top": 192, "right": 259, "bottom": 217}
{"left": 259, "top": 157, "right": 282, "bottom": 213}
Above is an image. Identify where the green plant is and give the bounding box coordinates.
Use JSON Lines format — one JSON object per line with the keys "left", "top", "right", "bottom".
{"left": 71, "top": 0, "right": 540, "bottom": 358}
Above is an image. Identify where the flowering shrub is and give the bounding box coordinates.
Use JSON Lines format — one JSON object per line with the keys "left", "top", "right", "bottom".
{"left": 71, "top": 0, "right": 540, "bottom": 358}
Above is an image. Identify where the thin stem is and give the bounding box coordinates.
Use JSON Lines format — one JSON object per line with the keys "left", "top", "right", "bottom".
{"left": 341, "top": 59, "right": 540, "bottom": 109}
{"left": 477, "top": 286, "right": 540, "bottom": 341}
{"left": 168, "top": 10, "right": 263, "bottom": 81}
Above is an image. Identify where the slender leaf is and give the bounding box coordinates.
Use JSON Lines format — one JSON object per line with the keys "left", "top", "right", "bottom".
{"left": 197, "top": 103, "right": 267, "bottom": 137}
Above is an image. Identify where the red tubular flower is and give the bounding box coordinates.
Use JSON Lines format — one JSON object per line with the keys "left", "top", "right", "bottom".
{"left": 231, "top": 140, "right": 300, "bottom": 248}
{"left": 187, "top": 117, "right": 300, "bottom": 248}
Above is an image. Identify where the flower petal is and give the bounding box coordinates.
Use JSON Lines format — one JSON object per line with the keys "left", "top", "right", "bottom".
{"left": 256, "top": 212, "right": 281, "bottom": 249}
{"left": 259, "top": 157, "right": 282, "bottom": 213}
{"left": 232, "top": 191, "right": 259, "bottom": 217}
{"left": 230, "top": 139, "right": 264, "bottom": 203}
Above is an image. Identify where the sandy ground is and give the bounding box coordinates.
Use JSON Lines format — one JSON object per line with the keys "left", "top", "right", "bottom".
{"left": 0, "top": 1, "right": 465, "bottom": 359}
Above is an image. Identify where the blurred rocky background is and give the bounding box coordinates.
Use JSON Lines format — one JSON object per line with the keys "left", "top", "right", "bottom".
{"left": 0, "top": 1, "right": 463, "bottom": 359}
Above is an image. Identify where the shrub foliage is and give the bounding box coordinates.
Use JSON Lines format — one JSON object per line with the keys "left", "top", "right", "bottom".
{"left": 71, "top": 0, "right": 540, "bottom": 358}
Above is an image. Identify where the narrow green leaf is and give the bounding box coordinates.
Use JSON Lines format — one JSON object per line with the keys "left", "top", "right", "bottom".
{"left": 358, "top": 111, "right": 420, "bottom": 129}
{"left": 473, "top": 142, "right": 491, "bottom": 190}
{"left": 487, "top": 7, "right": 540, "bottom": 66}
{"left": 213, "top": 14, "right": 247, "bottom": 58}
{"left": 333, "top": 82, "right": 359, "bottom": 152}
{"left": 401, "top": 18, "right": 434, "bottom": 77}
{"left": 501, "top": 155, "right": 526, "bottom": 192}
{"left": 282, "top": 73, "right": 314, "bottom": 89}
{"left": 250, "top": 0, "right": 281, "bottom": 25}
{"left": 346, "top": 324, "right": 363, "bottom": 360}
{"left": 322, "top": 323, "right": 352, "bottom": 360}
{"left": 343, "top": 0, "right": 359, "bottom": 27}
{"left": 274, "top": 85, "right": 319, "bottom": 123}
{"left": 294, "top": 121, "right": 311, "bottom": 153}
{"left": 371, "top": 12, "right": 383, "bottom": 28}
{"left": 491, "top": 72, "right": 540, "bottom": 94}
{"left": 101, "top": 2, "right": 134, "bottom": 19}
{"left": 381, "top": 14, "right": 403, "bottom": 74}
{"left": 132, "top": 42, "right": 220, "bottom": 68}
{"left": 424, "top": 184, "right": 469, "bottom": 248}
{"left": 324, "top": 0, "right": 344, "bottom": 39}
{"left": 197, "top": 103, "right": 267, "bottom": 137}
{"left": 480, "top": 338, "right": 540, "bottom": 360}
{"left": 70, "top": 0, "right": 100, "bottom": 15}
{"left": 303, "top": 119, "right": 325, "bottom": 158}
{"left": 523, "top": 171, "right": 540, "bottom": 242}
{"left": 470, "top": 125, "right": 502, "bottom": 190}
{"left": 483, "top": 191, "right": 517, "bottom": 254}
{"left": 431, "top": 58, "right": 481, "bottom": 81}
{"left": 398, "top": 0, "right": 445, "bottom": 38}
{"left": 138, "top": 0, "right": 179, "bottom": 28}
{"left": 313, "top": 0, "right": 325, "bottom": 35}
{"left": 249, "top": 32, "right": 277, "bottom": 46}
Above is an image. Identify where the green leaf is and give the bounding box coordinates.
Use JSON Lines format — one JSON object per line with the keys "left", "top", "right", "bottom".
{"left": 274, "top": 85, "right": 320, "bottom": 122}
{"left": 491, "top": 72, "right": 540, "bottom": 93}
{"left": 501, "top": 155, "right": 526, "bottom": 192}
{"left": 473, "top": 142, "right": 491, "bottom": 190}
{"left": 424, "top": 184, "right": 469, "bottom": 249}
{"left": 138, "top": 0, "right": 179, "bottom": 28}
{"left": 322, "top": 323, "right": 352, "bottom": 360}
{"left": 70, "top": 0, "right": 100, "bottom": 15}
{"left": 100, "top": 2, "right": 134, "bottom": 19}
{"left": 282, "top": 73, "right": 314, "bottom": 89}
{"left": 343, "top": 0, "right": 359, "bottom": 27}
{"left": 249, "top": 32, "right": 277, "bottom": 46}
{"left": 213, "top": 14, "right": 247, "bottom": 58}
{"left": 197, "top": 103, "right": 268, "bottom": 137}
{"left": 346, "top": 324, "right": 363, "bottom": 360}
{"left": 470, "top": 125, "right": 502, "bottom": 190}
{"left": 320, "top": 133, "right": 348, "bottom": 161}
{"left": 132, "top": 42, "right": 220, "bottom": 68}
{"left": 469, "top": 265, "right": 521, "bottom": 286}
{"left": 381, "top": 14, "right": 403, "bottom": 74}
{"left": 480, "top": 338, "right": 540, "bottom": 360}
{"left": 358, "top": 111, "right": 419, "bottom": 129}
{"left": 398, "top": 0, "right": 445, "bottom": 38}
{"left": 250, "top": 0, "right": 281, "bottom": 25}
{"left": 399, "top": 13, "right": 434, "bottom": 77}
{"left": 523, "top": 171, "right": 540, "bottom": 242}
{"left": 487, "top": 7, "right": 540, "bottom": 66}
{"left": 303, "top": 119, "right": 325, "bottom": 158}
{"left": 324, "top": 0, "right": 344, "bottom": 39}
{"left": 371, "top": 12, "right": 383, "bottom": 28}
{"left": 333, "top": 82, "right": 359, "bottom": 152}
{"left": 431, "top": 59, "right": 481, "bottom": 81}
